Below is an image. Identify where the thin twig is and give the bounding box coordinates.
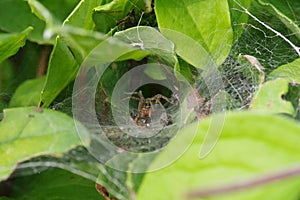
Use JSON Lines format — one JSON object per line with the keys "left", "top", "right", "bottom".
{"left": 36, "top": 45, "right": 51, "bottom": 77}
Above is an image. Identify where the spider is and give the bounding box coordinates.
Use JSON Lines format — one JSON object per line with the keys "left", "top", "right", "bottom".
{"left": 129, "top": 90, "right": 177, "bottom": 127}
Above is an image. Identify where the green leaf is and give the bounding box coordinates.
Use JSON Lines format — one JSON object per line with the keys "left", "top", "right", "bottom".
{"left": 64, "top": 0, "right": 103, "bottom": 30}
{"left": 269, "top": 58, "right": 300, "bottom": 83}
{"left": 114, "top": 26, "right": 177, "bottom": 64}
{"left": 40, "top": 38, "right": 78, "bottom": 107}
{"left": 0, "top": 107, "right": 88, "bottom": 181}
{"left": 61, "top": 27, "right": 107, "bottom": 62}
{"left": 40, "top": 29, "right": 111, "bottom": 108}
{"left": 26, "top": 0, "right": 63, "bottom": 41}
{"left": 26, "top": 0, "right": 64, "bottom": 42}
{"left": 9, "top": 76, "right": 46, "bottom": 108}
{"left": 0, "top": 27, "right": 33, "bottom": 63}
{"left": 249, "top": 78, "right": 295, "bottom": 115}
{"left": 5, "top": 168, "right": 103, "bottom": 200}
{"left": 27, "top": 0, "right": 55, "bottom": 23}
{"left": 80, "top": 28, "right": 165, "bottom": 71}
{"left": 155, "top": 0, "right": 233, "bottom": 66}
{"left": 137, "top": 111, "right": 300, "bottom": 200}
{"left": 10, "top": 146, "right": 103, "bottom": 184}
{"left": 93, "top": 0, "right": 142, "bottom": 33}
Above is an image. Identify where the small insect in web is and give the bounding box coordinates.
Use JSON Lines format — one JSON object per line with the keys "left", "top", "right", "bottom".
{"left": 128, "top": 90, "right": 178, "bottom": 127}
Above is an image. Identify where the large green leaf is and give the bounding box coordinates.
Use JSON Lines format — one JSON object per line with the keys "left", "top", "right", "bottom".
{"left": 4, "top": 168, "right": 103, "bottom": 200}
{"left": 137, "top": 111, "right": 300, "bottom": 200}
{"left": 0, "top": 107, "right": 88, "bottom": 181}
{"left": 7, "top": 146, "right": 105, "bottom": 187}
{"left": 9, "top": 76, "right": 46, "bottom": 108}
{"left": 249, "top": 79, "right": 295, "bottom": 115}
{"left": 0, "top": 27, "right": 33, "bottom": 63}
{"left": 155, "top": 0, "right": 233, "bottom": 66}
{"left": 40, "top": 38, "right": 78, "bottom": 107}
{"left": 269, "top": 58, "right": 300, "bottom": 83}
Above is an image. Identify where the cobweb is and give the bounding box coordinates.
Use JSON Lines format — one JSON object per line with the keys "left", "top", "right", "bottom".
{"left": 94, "top": 82, "right": 181, "bottom": 153}
{"left": 35, "top": 2, "right": 299, "bottom": 164}
{"left": 8, "top": 0, "right": 300, "bottom": 198}
{"left": 219, "top": 0, "right": 300, "bottom": 110}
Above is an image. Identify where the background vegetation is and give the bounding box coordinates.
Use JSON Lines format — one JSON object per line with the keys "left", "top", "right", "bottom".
{"left": 1, "top": 0, "right": 300, "bottom": 199}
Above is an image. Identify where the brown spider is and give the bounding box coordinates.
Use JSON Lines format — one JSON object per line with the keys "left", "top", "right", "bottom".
{"left": 129, "top": 90, "right": 177, "bottom": 127}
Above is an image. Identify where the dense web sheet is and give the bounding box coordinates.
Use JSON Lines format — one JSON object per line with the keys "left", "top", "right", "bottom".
{"left": 220, "top": 0, "right": 300, "bottom": 110}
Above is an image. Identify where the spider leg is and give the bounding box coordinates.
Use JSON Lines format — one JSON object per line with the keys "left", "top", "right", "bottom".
{"left": 122, "top": 91, "right": 144, "bottom": 102}
{"left": 148, "top": 100, "right": 156, "bottom": 112}
{"left": 155, "top": 98, "right": 165, "bottom": 108}
{"left": 137, "top": 90, "right": 144, "bottom": 99}
{"left": 160, "top": 94, "right": 177, "bottom": 104}
{"left": 121, "top": 91, "right": 140, "bottom": 102}
{"left": 130, "top": 96, "right": 140, "bottom": 101}
{"left": 124, "top": 90, "right": 145, "bottom": 101}
{"left": 149, "top": 94, "right": 175, "bottom": 107}
{"left": 124, "top": 91, "right": 139, "bottom": 95}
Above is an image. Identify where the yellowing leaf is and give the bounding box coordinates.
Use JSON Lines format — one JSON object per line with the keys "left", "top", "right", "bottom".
{"left": 250, "top": 78, "right": 295, "bottom": 115}
{"left": 269, "top": 58, "right": 300, "bottom": 83}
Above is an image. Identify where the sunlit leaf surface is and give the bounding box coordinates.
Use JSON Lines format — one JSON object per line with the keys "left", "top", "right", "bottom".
{"left": 0, "top": 107, "right": 88, "bottom": 181}
{"left": 137, "top": 112, "right": 300, "bottom": 200}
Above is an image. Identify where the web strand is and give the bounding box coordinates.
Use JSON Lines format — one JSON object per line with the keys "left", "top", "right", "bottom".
{"left": 233, "top": 0, "right": 300, "bottom": 56}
